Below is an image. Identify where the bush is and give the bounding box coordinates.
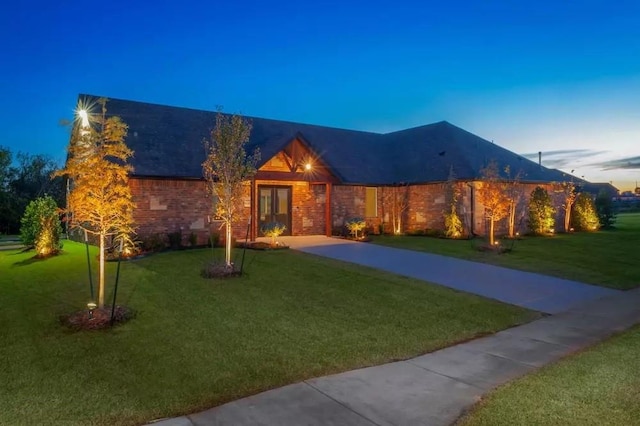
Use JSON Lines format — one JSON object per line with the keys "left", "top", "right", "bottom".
{"left": 142, "top": 233, "right": 167, "bottom": 252}
{"left": 595, "top": 189, "right": 617, "bottom": 228}
{"left": 209, "top": 232, "right": 221, "bottom": 247}
{"left": 345, "top": 217, "right": 367, "bottom": 239}
{"left": 572, "top": 193, "right": 600, "bottom": 231}
{"left": 444, "top": 205, "right": 463, "bottom": 238}
{"left": 19, "top": 196, "right": 63, "bottom": 256}
{"left": 260, "top": 221, "right": 287, "bottom": 245}
{"left": 167, "top": 230, "right": 182, "bottom": 249}
{"left": 527, "top": 186, "right": 555, "bottom": 235}
{"left": 188, "top": 232, "right": 198, "bottom": 247}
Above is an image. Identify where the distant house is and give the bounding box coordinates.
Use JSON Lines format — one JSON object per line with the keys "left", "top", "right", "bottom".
{"left": 73, "top": 94, "right": 580, "bottom": 243}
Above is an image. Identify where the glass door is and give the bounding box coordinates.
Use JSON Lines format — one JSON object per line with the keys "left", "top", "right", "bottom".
{"left": 258, "top": 186, "right": 292, "bottom": 236}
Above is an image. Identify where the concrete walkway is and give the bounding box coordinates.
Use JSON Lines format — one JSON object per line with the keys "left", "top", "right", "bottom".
{"left": 150, "top": 288, "right": 640, "bottom": 426}
{"left": 148, "top": 237, "right": 638, "bottom": 426}
{"left": 277, "top": 236, "right": 619, "bottom": 314}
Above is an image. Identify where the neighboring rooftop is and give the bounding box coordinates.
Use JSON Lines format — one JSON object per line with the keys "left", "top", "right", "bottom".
{"left": 80, "top": 94, "right": 574, "bottom": 185}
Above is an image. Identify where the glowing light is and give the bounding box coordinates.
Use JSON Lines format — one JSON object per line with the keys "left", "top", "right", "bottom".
{"left": 78, "top": 109, "right": 89, "bottom": 128}
{"left": 87, "top": 302, "right": 97, "bottom": 319}
{"left": 305, "top": 163, "right": 312, "bottom": 171}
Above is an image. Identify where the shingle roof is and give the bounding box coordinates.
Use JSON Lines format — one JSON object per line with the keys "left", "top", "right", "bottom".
{"left": 80, "top": 94, "right": 573, "bottom": 185}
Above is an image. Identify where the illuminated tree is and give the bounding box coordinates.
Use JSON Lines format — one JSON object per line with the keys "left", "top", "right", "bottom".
{"left": 19, "top": 195, "right": 63, "bottom": 256}
{"left": 504, "top": 166, "right": 524, "bottom": 238}
{"left": 443, "top": 167, "right": 463, "bottom": 238}
{"left": 572, "top": 192, "right": 599, "bottom": 231}
{"left": 55, "top": 98, "right": 135, "bottom": 308}
{"left": 528, "top": 186, "right": 555, "bottom": 235}
{"left": 554, "top": 181, "right": 577, "bottom": 232}
{"left": 383, "top": 185, "right": 409, "bottom": 234}
{"left": 202, "top": 111, "right": 260, "bottom": 268}
{"left": 478, "top": 160, "right": 510, "bottom": 246}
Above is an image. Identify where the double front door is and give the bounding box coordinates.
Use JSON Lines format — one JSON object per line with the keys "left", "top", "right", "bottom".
{"left": 258, "top": 186, "right": 292, "bottom": 236}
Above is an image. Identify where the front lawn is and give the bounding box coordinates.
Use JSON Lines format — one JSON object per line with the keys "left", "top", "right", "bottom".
{"left": 371, "top": 213, "right": 640, "bottom": 289}
{"left": 0, "top": 241, "right": 536, "bottom": 425}
{"left": 456, "top": 325, "right": 640, "bottom": 425}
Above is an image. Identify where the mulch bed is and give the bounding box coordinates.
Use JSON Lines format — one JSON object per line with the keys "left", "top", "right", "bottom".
{"left": 61, "top": 305, "right": 135, "bottom": 331}
{"left": 237, "top": 241, "right": 290, "bottom": 250}
{"left": 201, "top": 262, "right": 243, "bottom": 279}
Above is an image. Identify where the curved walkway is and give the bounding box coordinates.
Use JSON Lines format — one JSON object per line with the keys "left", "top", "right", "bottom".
{"left": 149, "top": 237, "right": 638, "bottom": 426}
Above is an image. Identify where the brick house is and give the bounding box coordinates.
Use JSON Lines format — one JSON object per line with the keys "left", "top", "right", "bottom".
{"left": 76, "top": 94, "right": 577, "bottom": 244}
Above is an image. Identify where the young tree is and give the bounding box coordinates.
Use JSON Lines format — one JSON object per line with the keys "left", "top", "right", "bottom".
{"left": 554, "top": 181, "right": 577, "bottom": 232}
{"left": 595, "top": 189, "right": 617, "bottom": 228}
{"left": 504, "top": 166, "right": 524, "bottom": 238}
{"left": 443, "top": 167, "right": 463, "bottom": 238}
{"left": 55, "top": 98, "right": 135, "bottom": 308}
{"left": 382, "top": 185, "right": 409, "bottom": 234}
{"left": 478, "top": 160, "right": 510, "bottom": 246}
{"left": 20, "top": 195, "right": 63, "bottom": 256}
{"left": 528, "top": 186, "right": 555, "bottom": 235}
{"left": 202, "top": 111, "right": 260, "bottom": 268}
{"left": 572, "top": 192, "right": 599, "bottom": 231}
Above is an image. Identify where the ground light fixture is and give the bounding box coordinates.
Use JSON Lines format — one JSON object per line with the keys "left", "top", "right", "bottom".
{"left": 87, "top": 302, "right": 97, "bottom": 319}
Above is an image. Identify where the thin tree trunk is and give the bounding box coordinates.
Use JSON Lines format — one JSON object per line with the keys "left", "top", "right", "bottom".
{"left": 489, "top": 219, "right": 495, "bottom": 246}
{"left": 564, "top": 202, "right": 572, "bottom": 232}
{"left": 225, "top": 222, "right": 232, "bottom": 267}
{"left": 99, "top": 233, "right": 105, "bottom": 308}
{"left": 508, "top": 202, "right": 516, "bottom": 238}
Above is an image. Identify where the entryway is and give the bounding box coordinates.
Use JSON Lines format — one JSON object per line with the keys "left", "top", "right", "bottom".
{"left": 258, "top": 186, "right": 292, "bottom": 236}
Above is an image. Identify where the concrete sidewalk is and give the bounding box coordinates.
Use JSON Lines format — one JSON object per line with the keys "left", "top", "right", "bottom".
{"left": 148, "top": 237, "right": 634, "bottom": 426}
{"left": 278, "top": 236, "right": 619, "bottom": 314}
{"left": 150, "top": 287, "right": 640, "bottom": 426}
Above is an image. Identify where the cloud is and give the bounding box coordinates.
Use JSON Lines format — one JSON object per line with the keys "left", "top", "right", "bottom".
{"left": 592, "top": 156, "right": 640, "bottom": 171}
{"left": 519, "top": 149, "right": 608, "bottom": 169}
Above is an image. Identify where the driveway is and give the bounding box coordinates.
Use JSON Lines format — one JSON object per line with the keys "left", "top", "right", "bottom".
{"left": 274, "top": 235, "right": 619, "bottom": 314}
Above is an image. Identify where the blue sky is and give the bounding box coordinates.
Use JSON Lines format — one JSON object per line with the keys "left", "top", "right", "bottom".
{"left": 2, "top": 0, "right": 639, "bottom": 190}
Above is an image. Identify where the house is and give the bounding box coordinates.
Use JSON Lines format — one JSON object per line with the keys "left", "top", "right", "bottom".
{"left": 75, "top": 94, "right": 575, "bottom": 244}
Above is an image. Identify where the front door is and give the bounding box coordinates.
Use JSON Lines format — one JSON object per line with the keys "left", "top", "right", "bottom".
{"left": 258, "top": 186, "right": 292, "bottom": 236}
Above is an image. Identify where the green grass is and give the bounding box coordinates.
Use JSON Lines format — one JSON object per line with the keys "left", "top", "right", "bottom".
{"left": 0, "top": 241, "right": 536, "bottom": 425}
{"left": 371, "top": 213, "right": 640, "bottom": 289}
{"left": 456, "top": 325, "right": 640, "bottom": 426}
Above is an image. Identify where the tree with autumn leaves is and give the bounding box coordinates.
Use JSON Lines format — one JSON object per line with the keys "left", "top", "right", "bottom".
{"left": 55, "top": 98, "right": 135, "bottom": 308}
{"left": 477, "top": 160, "right": 510, "bottom": 246}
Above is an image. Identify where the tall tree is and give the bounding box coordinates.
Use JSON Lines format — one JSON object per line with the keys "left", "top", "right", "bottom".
{"left": 202, "top": 111, "right": 260, "bottom": 268}
{"left": 55, "top": 98, "right": 135, "bottom": 308}
{"left": 478, "top": 160, "right": 510, "bottom": 246}
{"left": 0, "top": 146, "right": 13, "bottom": 234}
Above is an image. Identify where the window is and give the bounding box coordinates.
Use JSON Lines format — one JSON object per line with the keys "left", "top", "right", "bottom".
{"left": 365, "top": 187, "right": 377, "bottom": 217}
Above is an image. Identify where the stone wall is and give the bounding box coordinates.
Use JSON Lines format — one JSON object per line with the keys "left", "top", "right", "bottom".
{"left": 130, "top": 178, "right": 566, "bottom": 243}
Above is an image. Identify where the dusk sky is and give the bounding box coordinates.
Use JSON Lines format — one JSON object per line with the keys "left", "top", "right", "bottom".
{"left": 2, "top": 1, "right": 639, "bottom": 191}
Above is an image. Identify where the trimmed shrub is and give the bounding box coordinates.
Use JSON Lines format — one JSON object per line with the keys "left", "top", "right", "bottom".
{"left": 527, "top": 186, "right": 555, "bottom": 235}
{"left": 572, "top": 192, "right": 600, "bottom": 231}
{"left": 20, "top": 195, "right": 63, "bottom": 256}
